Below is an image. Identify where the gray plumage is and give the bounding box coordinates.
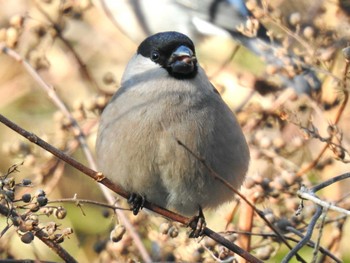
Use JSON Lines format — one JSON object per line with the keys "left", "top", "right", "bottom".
{"left": 96, "top": 31, "right": 249, "bottom": 216}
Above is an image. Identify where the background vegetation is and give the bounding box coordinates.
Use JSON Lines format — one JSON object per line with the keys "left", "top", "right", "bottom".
{"left": 0, "top": 0, "right": 350, "bottom": 262}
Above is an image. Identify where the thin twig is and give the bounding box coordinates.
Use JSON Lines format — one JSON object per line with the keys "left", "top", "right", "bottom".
{"left": 48, "top": 198, "right": 131, "bottom": 211}
{"left": 282, "top": 205, "right": 323, "bottom": 263}
{"left": 312, "top": 206, "right": 329, "bottom": 263}
{"left": 311, "top": 172, "right": 350, "bottom": 193}
{"left": 298, "top": 187, "right": 350, "bottom": 216}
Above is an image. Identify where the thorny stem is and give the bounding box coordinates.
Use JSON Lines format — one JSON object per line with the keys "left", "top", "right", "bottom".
{"left": 0, "top": 114, "right": 262, "bottom": 263}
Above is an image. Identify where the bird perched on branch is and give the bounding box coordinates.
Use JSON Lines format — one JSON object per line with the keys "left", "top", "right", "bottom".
{"left": 96, "top": 31, "right": 250, "bottom": 237}
{"left": 101, "top": 0, "right": 321, "bottom": 95}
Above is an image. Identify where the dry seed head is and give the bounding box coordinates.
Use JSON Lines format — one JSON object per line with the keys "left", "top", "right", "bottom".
{"left": 159, "top": 222, "right": 171, "bottom": 235}
{"left": 110, "top": 225, "right": 126, "bottom": 242}
{"left": 6, "top": 27, "right": 19, "bottom": 48}
{"left": 168, "top": 226, "right": 179, "bottom": 238}
{"left": 21, "top": 231, "right": 34, "bottom": 244}
{"left": 272, "top": 137, "right": 285, "bottom": 149}
{"left": 96, "top": 96, "right": 108, "bottom": 109}
{"left": 21, "top": 193, "right": 32, "bottom": 203}
{"left": 62, "top": 227, "right": 74, "bottom": 235}
{"left": 55, "top": 206, "right": 67, "bottom": 219}
{"left": 303, "top": 26, "right": 315, "bottom": 39}
{"left": 289, "top": 12, "right": 301, "bottom": 26}
{"left": 10, "top": 15, "right": 25, "bottom": 28}
{"left": 256, "top": 245, "right": 274, "bottom": 260}
{"left": 259, "top": 136, "right": 272, "bottom": 149}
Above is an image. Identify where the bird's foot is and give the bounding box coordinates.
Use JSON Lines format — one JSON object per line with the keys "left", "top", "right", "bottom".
{"left": 188, "top": 206, "right": 206, "bottom": 238}
{"left": 128, "top": 193, "right": 145, "bottom": 215}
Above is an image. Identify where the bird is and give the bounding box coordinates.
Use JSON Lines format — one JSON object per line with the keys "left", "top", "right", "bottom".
{"left": 95, "top": 31, "right": 250, "bottom": 237}
{"left": 100, "top": 0, "right": 321, "bottom": 95}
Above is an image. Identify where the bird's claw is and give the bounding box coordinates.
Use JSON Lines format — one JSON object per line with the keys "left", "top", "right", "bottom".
{"left": 188, "top": 206, "right": 206, "bottom": 238}
{"left": 128, "top": 193, "right": 145, "bottom": 215}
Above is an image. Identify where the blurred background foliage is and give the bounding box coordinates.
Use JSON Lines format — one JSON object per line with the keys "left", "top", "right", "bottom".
{"left": 1, "top": 0, "right": 350, "bottom": 262}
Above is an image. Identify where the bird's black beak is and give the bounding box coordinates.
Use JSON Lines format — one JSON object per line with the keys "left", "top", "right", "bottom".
{"left": 168, "top": 45, "right": 197, "bottom": 75}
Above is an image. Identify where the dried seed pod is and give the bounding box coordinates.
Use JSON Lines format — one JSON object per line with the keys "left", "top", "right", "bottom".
{"left": 289, "top": 13, "right": 301, "bottom": 26}
{"left": 303, "top": 26, "right": 315, "bottom": 39}
{"left": 21, "top": 193, "right": 32, "bottom": 203}
{"left": 96, "top": 95, "right": 108, "bottom": 109}
{"left": 54, "top": 206, "right": 67, "bottom": 219}
{"left": 159, "top": 222, "right": 171, "bottom": 235}
{"left": 37, "top": 196, "right": 48, "bottom": 207}
{"left": 110, "top": 225, "right": 126, "bottom": 242}
{"left": 21, "top": 231, "right": 34, "bottom": 244}
{"left": 30, "top": 204, "right": 40, "bottom": 212}
{"left": 168, "top": 226, "right": 179, "bottom": 238}
{"left": 62, "top": 227, "right": 73, "bottom": 235}
{"left": 6, "top": 27, "right": 19, "bottom": 48}
{"left": 255, "top": 245, "right": 274, "bottom": 260}
{"left": 28, "top": 214, "right": 39, "bottom": 225}
{"left": 35, "top": 189, "right": 46, "bottom": 197}
{"left": 22, "top": 178, "right": 32, "bottom": 186}
{"left": 54, "top": 233, "right": 64, "bottom": 243}
{"left": 21, "top": 220, "right": 36, "bottom": 231}
{"left": 41, "top": 207, "right": 54, "bottom": 216}
{"left": 9, "top": 15, "right": 25, "bottom": 28}
{"left": 12, "top": 216, "right": 22, "bottom": 227}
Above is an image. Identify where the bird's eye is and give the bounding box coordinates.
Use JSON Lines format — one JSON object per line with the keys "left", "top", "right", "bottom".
{"left": 151, "top": 51, "right": 160, "bottom": 62}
